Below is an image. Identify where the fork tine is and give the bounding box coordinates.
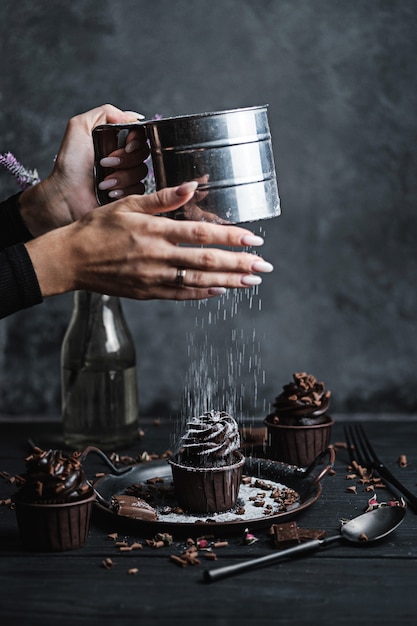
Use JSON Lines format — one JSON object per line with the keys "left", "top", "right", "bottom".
{"left": 350, "top": 424, "right": 371, "bottom": 468}
{"left": 343, "top": 425, "right": 355, "bottom": 464}
{"left": 355, "top": 423, "right": 380, "bottom": 465}
{"left": 345, "top": 424, "right": 370, "bottom": 469}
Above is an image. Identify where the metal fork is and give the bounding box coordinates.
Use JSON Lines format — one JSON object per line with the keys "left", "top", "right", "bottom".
{"left": 344, "top": 423, "right": 417, "bottom": 513}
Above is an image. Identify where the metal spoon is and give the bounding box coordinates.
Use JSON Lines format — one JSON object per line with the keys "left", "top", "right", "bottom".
{"left": 203, "top": 505, "right": 406, "bottom": 583}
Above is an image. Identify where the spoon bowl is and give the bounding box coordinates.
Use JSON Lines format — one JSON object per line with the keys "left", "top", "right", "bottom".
{"left": 341, "top": 506, "right": 406, "bottom": 544}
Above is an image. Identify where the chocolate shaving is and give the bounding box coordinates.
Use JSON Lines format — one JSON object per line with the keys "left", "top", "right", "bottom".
{"left": 107, "top": 533, "right": 118, "bottom": 540}
{"left": 146, "top": 539, "right": 165, "bottom": 549}
{"left": 169, "top": 554, "right": 188, "bottom": 568}
{"left": 398, "top": 455, "right": 408, "bottom": 468}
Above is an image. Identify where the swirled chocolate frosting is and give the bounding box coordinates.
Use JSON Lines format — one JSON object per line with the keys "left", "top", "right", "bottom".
{"left": 17, "top": 447, "right": 93, "bottom": 503}
{"left": 268, "top": 372, "right": 331, "bottom": 425}
{"left": 176, "top": 410, "right": 241, "bottom": 467}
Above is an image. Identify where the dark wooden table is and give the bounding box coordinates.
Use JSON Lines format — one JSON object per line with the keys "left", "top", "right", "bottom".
{"left": 1, "top": 417, "right": 417, "bottom": 625}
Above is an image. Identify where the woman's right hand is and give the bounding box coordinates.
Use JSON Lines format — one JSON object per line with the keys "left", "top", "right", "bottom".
{"left": 25, "top": 182, "right": 274, "bottom": 301}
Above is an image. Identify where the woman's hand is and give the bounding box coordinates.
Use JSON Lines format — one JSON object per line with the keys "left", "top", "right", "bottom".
{"left": 26, "top": 182, "right": 274, "bottom": 301}
{"left": 18, "top": 104, "right": 149, "bottom": 236}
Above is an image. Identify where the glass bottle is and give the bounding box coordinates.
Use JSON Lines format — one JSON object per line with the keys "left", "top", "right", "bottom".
{"left": 61, "top": 291, "right": 139, "bottom": 449}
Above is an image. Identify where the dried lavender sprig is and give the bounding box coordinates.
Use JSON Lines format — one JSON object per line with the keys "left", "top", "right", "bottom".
{"left": 0, "top": 152, "right": 40, "bottom": 190}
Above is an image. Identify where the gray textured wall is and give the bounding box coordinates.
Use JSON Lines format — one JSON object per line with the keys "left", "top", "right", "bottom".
{"left": 1, "top": 0, "right": 417, "bottom": 420}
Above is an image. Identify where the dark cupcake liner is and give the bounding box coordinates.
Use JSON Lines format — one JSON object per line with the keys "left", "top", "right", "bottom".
{"left": 168, "top": 452, "right": 245, "bottom": 514}
{"left": 13, "top": 493, "right": 96, "bottom": 552}
{"left": 264, "top": 417, "right": 334, "bottom": 467}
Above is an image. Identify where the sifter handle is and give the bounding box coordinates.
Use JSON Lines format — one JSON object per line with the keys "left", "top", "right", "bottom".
{"left": 92, "top": 123, "right": 144, "bottom": 205}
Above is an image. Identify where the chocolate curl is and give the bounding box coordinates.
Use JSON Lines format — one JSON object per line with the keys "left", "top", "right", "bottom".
{"left": 155, "top": 532, "right": 173, "bottom": 545}
{"left": 182, "top": 548, "right": 200, "bottom": 566}
{"left": 146, "top": 539, "right": 165, "bottom": 549}
{"left": 170, "top": 555, "right": 188, "bottom": 568}
{"left": 398, "top": 455, "right": 408, "bottom": 468}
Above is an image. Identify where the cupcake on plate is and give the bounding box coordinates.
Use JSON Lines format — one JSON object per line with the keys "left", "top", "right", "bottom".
{"left": 264, "top": 372, "right": 334, "bottom": 466}
{"left": 168, "top": 410, "right": 245, "bottom": 514}
{"left": 13, "top": 447, "right": 95, "bottom": 551}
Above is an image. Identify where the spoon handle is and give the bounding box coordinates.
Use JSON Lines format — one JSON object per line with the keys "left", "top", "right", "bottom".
{"left": 203, "top": 536, "right": 340, "bottom": 583}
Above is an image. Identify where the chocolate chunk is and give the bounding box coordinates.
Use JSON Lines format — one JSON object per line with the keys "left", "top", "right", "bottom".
{"left": 269, "top": 521, "right": 326, "bottom": 548}
{"left": 112, "top": 495, "right": 158, "bottom": 520}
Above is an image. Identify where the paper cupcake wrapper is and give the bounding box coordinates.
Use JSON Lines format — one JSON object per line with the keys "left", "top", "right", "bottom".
{"left": 264, "top": 418, "right": 334, "bottom": 467}
{"left": 14, "top": 493, "right": 96, "bottom": 552}
{"left": 168, "top": 452, "right": 245, "bottom": 514}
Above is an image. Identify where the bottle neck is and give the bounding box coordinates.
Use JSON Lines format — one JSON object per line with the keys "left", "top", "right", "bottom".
{"left": 65, "top": 291, "right": 135, "bottom": 365}
{"left": 73, "top": 290, "right": 121, "bottom": 311}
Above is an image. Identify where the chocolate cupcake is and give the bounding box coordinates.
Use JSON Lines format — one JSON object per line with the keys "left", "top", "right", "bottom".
{"left": 168, "top": 410, "right": 245, "bottom": 514}
{"left": 13, "top": 447, "right": 95, "bottom": 551}
{"left": 264, "top": 372, "right": 334, "bottom": 466}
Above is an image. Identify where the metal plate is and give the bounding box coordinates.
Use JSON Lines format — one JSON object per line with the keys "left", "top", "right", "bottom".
{"left": 93, "top": 457, "right": 323, "bottom": 537}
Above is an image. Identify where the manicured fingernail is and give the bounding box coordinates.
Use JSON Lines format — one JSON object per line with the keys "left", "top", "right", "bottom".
{"left": 108, "top": 189, "right": 125, "bottom": 198}
{"left": 98, "top": 178, "right": 118, "bottom": 190}
{"left": 208, "top": 287, "right": 227, "bottom": 296}
{"left": 176, "top": 181, "right": 199, "bottom": 196}
{"left": 241, "top": 275, "right": 262, "bottom": 286}
{"left": 125, "top": 139, "right": 141, "bottom": 153}
{"left": 252, "top": 260, "right": 274, "bottom": 273}
{"left": 124, "top": 111, "right": 146, "bottom": 120}
{"left": 241, "top": 234, "right": 264, "bottom": 246}
{"left": 100, "top": 156, "right": 122, "bottom": 167}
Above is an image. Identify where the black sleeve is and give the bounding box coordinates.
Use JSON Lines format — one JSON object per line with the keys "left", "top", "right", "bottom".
{"left": 0, "top": 193, "right": 43, "bottom": 318}
{"left": 0, "top": 244, "right": 43, "bottom": 319}
{"left": 0, "top": 192, "right": 34, "bottom": 248}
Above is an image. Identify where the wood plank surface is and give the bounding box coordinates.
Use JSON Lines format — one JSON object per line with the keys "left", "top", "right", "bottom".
{"left": 1, "top": 418, "right": 416, "bottom": 625}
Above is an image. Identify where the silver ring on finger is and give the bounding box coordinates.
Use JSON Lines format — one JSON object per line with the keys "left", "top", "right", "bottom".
{"left": 176, "top": 267, "right": 187, "bottom": 288}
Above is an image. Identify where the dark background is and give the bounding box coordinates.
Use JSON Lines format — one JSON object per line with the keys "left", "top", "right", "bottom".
{"left": 1, "top": 0, "right": 416, "bottom": 421}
